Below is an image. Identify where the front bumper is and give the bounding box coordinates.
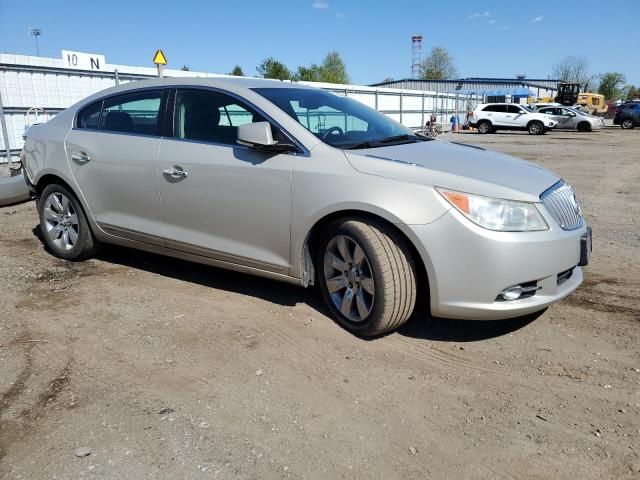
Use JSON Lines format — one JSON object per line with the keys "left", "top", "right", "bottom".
{"left": 406, "top": 208, "right": 587, "bottom": 320}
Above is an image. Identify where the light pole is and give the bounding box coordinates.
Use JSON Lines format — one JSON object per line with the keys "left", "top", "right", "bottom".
{"left": 28, "top": 27, "right": 42, "bottom": 56}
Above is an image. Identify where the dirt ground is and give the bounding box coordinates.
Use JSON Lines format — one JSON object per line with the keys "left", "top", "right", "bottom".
{"left": 1, "top": 128, "right": 639, "bottom": 479}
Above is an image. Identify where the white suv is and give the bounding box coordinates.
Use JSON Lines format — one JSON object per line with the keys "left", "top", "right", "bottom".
{"left": 471, "top": 103, "right": 557, "bottom": 135}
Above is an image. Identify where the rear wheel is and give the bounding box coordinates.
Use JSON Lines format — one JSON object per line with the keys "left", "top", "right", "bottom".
{"left": 317, "top": 219, "right": 416, "bottom": 337}
{"left": 38, "top": 183, "right": 100, "bottom": 260}
{"left": 477, "top": 120, "right": 492, "bottom": 134}
{"left": 528, "top": 121, "right": 544, "bottom": 135}
{"left": 577, "top": 122, "right": 592, "bottom": 132}
{"left": 621, "top": 118, "right": 635, "bottom": 129}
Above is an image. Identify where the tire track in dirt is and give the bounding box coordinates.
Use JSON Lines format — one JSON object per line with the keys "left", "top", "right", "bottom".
{"left": 0, "top": 332, "right": 74, "bottom": 464}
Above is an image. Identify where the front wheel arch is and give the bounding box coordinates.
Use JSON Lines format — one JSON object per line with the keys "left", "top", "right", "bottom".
{"left": 303, "top": 210, "right": 430, "bottom": 312}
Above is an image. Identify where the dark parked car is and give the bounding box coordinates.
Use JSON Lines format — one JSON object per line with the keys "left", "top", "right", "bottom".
{"left": 613, "top": 102, "right": 640, "bottom": 129}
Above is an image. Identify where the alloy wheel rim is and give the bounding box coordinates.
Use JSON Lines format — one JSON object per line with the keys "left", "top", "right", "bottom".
{"left": 43, "top": 192, "right": 79, "bottom": 251}
{"left": 532, "top": 123, "right": 542, "bottom": 134}
{"left": 323, "top": 235, "right": 375, "bottom": 322}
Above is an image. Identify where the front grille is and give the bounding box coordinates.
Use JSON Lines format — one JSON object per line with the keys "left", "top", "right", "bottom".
{"left": 540, "top": 181, "right": 584, "bottom": 230}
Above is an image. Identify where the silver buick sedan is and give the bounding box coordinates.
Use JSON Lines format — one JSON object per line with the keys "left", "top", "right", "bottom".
{"left": 21, "top": 78, "right": 591, "bottom": 336}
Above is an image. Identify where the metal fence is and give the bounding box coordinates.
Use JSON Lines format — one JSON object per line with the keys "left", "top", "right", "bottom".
{"left": 1, "top": 53, "right": 481, "bottom": 164}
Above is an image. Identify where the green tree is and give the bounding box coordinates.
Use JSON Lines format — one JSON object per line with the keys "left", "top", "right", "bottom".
{"left": 181, "top": 65, "right": 190, "bottom": 71}
{"left": 623, "top": 85, "right": 638, "bottom": 101}
{"left": 598, "top": 72, "right": 626, "bottom": 100}
{"left": 256, "top": 57, "right": 292, "bottom": 80}
{"left": 421, "top": 47, "right": 458, "bottom": 80}
{"left": 381, "top": 77, "right": 394, "bottom": 83}
{"left": 319, "top": 51, "right": 349, "bottom": 84}
{"left": 293, "top": 64, "right": 323, "bottom": 82}
{"left": 230, "top": 65, "right": 244, "bottom": 76}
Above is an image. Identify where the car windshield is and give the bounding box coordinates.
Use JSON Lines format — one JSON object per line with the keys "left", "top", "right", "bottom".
{"left": 252, "top": 87, "right": 428, "bottom": 149}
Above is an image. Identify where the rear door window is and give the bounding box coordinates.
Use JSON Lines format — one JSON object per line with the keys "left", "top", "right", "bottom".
{"left": 76, "top": 100, "right": 102, "bottom": 129}
{"left": 99, "top": 90, "right": 163, "bottom": 135}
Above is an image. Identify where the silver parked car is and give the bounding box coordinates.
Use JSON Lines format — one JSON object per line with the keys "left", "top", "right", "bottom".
{"left": 21, "top": 78, "right": 591, "bottom": 336}
{"left": 535, "top": 106, "right": 605, "bottom": 131}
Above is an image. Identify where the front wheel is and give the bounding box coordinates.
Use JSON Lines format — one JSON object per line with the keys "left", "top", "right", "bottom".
{"left": 38, "top": 183, "right": 100, "bottom": 260}
{"left": 317, "top": 219, "right": 417, "bottom": 337}
{"left": 621, "top": 119, "right": 635, "bottom": 129}
{"left": 528, "top": 121, "right": 544, "bottom": 135}
{"left": 577, "top": 122, "right": 592, "bottom": 132}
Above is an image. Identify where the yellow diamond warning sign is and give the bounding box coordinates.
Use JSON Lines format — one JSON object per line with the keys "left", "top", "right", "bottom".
{"left": 152, "top": 49, "right": 167, "bottom": 65}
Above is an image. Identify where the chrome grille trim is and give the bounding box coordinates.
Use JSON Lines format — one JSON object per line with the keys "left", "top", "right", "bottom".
{"left": 540, "top": 181, "right": 584, "bottom": 230}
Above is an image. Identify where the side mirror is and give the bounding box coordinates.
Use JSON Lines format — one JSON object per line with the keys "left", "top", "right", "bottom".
{"left": 237, "top": 122, "right": 296, "bottom": 152}
{"left": 568, "top": 112, "right": 576, "bottom": 117}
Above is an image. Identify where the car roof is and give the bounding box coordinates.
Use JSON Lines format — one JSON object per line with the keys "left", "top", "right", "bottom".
{"left": 119, "top": 76, "right": 315, "bottom": 91}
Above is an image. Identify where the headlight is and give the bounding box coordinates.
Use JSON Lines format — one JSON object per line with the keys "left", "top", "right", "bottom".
{"left": 436, "top": 188, "right": 549, "bottom": 232}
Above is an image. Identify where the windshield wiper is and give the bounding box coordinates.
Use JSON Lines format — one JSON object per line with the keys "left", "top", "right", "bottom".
{"left": 378, "top": 134, "right": 425, "bottom": 143}
{"left": 343, "top": 134, "right": 431, "bottom": 150}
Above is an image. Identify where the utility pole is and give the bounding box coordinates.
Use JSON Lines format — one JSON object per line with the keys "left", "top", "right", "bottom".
{"left": 29, "top": 27, "right": 42, "bottom": 56}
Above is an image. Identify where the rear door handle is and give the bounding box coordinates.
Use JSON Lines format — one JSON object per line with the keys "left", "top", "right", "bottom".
{"left": 71, "top": 151, "right": 91, "bottom": 163}
{"left": 163, "top": 167, "right": 188, "bottom": 179}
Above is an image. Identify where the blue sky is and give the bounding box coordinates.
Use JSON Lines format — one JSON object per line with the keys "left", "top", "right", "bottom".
{"left": 1, "top": 0, "right": 637, "bottom": 85}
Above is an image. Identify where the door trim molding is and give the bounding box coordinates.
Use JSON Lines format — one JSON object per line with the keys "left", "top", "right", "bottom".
{"left": 98, "top": 222, "right": 289, "bottom": 276}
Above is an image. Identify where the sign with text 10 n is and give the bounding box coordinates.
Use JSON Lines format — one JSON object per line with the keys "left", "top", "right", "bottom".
{"left": 61, "top": 50, "right": 106, "bottom": 71}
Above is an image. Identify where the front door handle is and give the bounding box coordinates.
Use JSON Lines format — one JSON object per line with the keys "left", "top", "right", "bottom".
{"left": 71, "top": 151, "right": 91, "bottom": 163}
{"left": 163, "top": 167, "right": 188, "bottom": 179}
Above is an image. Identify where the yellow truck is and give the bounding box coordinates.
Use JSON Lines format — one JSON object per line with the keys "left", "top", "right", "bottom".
{"left": 576, "top": 93, "right": 607, "bottom": 115}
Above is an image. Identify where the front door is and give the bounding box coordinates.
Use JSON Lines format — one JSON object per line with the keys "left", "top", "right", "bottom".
{"left": 157, "top": 88, "right": 294, "bottom": 274}
{"left": 66, "top": 89, "right": 167, "bottom": 244}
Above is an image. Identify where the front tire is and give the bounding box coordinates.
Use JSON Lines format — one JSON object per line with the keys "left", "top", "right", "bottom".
{"left": 577, "top": 122, "right": 592, "bottom": 132}
{"left": 38, "top": 183, "right": 100, "bottom": 260}
{"left": 317, "top": 219, "right": 417, "bottom": 337}
{"left": 528, "top": 121, "right": 544, "bottom": 135}
{"left": 621, "top": 118, "right": 635, "bottom": 129}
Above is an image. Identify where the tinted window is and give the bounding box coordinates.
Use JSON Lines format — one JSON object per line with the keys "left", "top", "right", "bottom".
{"left": 99, "top": 90, "right": 162, "bottom": 135}
{"left": 506, "top": 105, "right": 524, "bottom": 114}
{"left": 77, "top": 100, "right": 102, "bottom": 129}
{"left": 174, "top": 89, "right": 271, "bottom": 145}
{"left": 253, "top": 87, "right": 419, "bottom": 148}
{"left": 483, "top": 105, "right": 505, "bottom": 112}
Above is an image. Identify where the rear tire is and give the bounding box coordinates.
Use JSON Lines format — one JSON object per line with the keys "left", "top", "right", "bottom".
{"left": 621, "top": 118, "right": 635, "bottom": 129}
{"left": 317, "top": 218, "right": 417, "bottom": 337}
{"left": 477, "top": 120, "right": 492, "bottom": 134}
{"left": 528, "top": 121, "right": 544, "bottom": 135}
{"left": 37, "top": 183, "right": 100, "bottom": 261}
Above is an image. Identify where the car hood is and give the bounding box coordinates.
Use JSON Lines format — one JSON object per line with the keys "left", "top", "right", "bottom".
{"left": 344, "top": 140, "right": 560, "bottom": 203}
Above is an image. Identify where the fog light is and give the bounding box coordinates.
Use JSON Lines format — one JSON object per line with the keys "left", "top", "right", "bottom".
{"left": 500, "top": 286, "right": 523, "bottom": 301}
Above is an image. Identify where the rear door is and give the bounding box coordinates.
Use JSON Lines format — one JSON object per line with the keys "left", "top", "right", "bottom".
{"left": 65, "top": 89, "right": 167, "bottom": 244}
{"left": 482, "top": 105, "right": 508, "bottom": 126}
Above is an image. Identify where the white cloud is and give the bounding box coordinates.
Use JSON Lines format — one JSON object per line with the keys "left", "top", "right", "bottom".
{"left": 467, "top": 11, "right": 490, "bottom": 19}
{"left": 312, "top": 1, "right": 329, "bottom": 9}
{"left": 501, "top": 26, "right": 510, "bottom": 30}
{"left": 487, "top": 19, "right": 496, "bottom": 24}
{"left": 530, "top": 15, "right": 544, "bottom": 23}
{"left": 336, "top": 12, "right": 346, "bottom": 19}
